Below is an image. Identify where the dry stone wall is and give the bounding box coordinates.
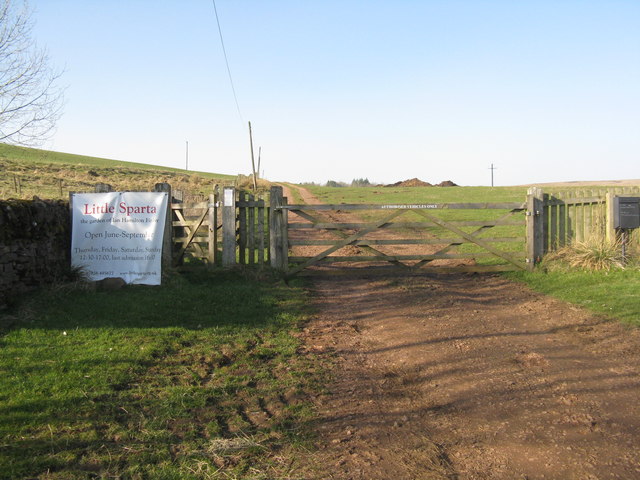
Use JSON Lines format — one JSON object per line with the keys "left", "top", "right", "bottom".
{"left": 0, "top": 199, "right": 70, "bottom": 308}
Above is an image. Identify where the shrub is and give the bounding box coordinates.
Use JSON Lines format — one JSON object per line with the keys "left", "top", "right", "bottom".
{"left": 325, "top": 180, "right": 346, "bottom": 188}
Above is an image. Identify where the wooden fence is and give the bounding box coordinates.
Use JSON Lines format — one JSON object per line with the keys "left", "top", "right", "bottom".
{"left": 88, "top": 183, "right": 640, "bottom": 273}
{"left": 541, "top": 186, "right": 640, "bottom": 253}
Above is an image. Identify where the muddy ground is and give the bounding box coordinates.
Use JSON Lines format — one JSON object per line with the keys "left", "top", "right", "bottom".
{"left": 282, "top": 185, "right": 640, "bottom": 480}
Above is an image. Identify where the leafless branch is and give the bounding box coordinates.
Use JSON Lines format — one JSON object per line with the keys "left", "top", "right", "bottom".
{"left": 0, "top": 0, "right": 64, "bottom": 145}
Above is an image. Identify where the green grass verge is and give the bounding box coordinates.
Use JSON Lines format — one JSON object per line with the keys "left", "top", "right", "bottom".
{"left": 0, "top": 270, "right": 321, "bottom": 479}
{"left": 506, "top": 268, "right": 640, "bottom": 326}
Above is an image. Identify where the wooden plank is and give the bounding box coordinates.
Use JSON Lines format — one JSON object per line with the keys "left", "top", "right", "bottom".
{"left": 606, "top": 192, "right": 615, "bottom": 242}
{"left": 280, "top": 202, "right": 526, "bottom": 211}
{"left": 266, "top": 202, "right": 271, "bottom": 264}
{"left": 236, "top": 200, "right": 266, "bottom": 208}
{"left": 584, "top": 190, "right": 593, "bottom": 241}
{"left": 208, "top": 193, "right": 216, "bottom": 265}
{"left": 238, "top": 191, "right": 247, "bottom": 265}
{"left": 281, "top": 195, "right": 289, "bottom": 270}
{"left": 174, "top": 236, "right": 210, "bottom": 244}
{"left": 288, "top": 219, "right": 525, "bottom": 229}
{"left": 525, "top": 187, "right": 544, "bottom": 268}
{"left": 567, "top": 190, "right": 575, "bottom": 242}
{"left": 171, "top": 201, "right": 209, "bottom": 209}
{"left": 248, "top": 193, "right": 255, "bottom": 265}
{"left": 291, "top": 263, "right": 521, "bottom": 278}
{"left": 543, "top": 193, "right": 549, "bottom": 254}
{"left": 269, "top": 186, "right": 286, "bottom": 270}
{"left": 576, "top": 191, "right": 584, "bottom": 242}
{"left": 545, "top": 197, "right": 604, "bottom": 206}
{"left": 258, "top": 199, "right": 265, "bottom": 265}
{"left": 549, "top": 195, "right": 558, "bottom": 251}
{"left": 172, "top": 218, "right": 211, "bottom": 228}
{"left": 288, "top": 237, "right": 525, "bottom": 246}
{"left": 289, "top": 252, "right": 509, "bottom": 262}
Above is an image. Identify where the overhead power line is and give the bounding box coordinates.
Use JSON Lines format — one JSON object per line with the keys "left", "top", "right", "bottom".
{"left": 211, "top": 0, "right": 244, "bottom": 126}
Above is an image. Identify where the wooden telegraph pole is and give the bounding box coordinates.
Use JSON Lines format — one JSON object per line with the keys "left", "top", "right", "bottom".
{"left": 489, "top": 163, "right": 497, "bottom": 187}
{"left": 248, "top": 121, "right": 258, "bottom": 191}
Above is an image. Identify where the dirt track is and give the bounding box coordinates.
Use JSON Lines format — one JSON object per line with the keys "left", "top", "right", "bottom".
{"left": 283, "top": 185, "right": 640, "bottom": 480}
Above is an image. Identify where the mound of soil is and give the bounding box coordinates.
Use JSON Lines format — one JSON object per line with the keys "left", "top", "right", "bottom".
{"left": 385, "top": 178, "right": 458, "bottom": 187}
{"left": 436, "top": 180, "right": 457, "bottom": 187}
{"left": 385, "top": 178, "right": 432, "bottom": 187}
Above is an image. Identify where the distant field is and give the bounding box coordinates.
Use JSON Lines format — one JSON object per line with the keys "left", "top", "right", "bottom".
{"left": 0, "top": 143, "right": 235, "bottom": 200}
{"left": 304, "top": 184, "right": 528, "bottom": 205}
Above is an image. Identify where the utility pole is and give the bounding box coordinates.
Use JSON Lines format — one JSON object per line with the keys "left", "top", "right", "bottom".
{"left": 185, "top": 140, "right": 189, "bottom": 171}
{"left": 489, "top": 163, "right": 497, "bottom": 187}
{"left": 248, "top": 121, "right": 257, "bottom": 191}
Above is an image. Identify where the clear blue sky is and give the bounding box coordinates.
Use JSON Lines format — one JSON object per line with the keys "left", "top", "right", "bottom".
{"left": 31, "top": 0, "right": 639, "bottom": 186}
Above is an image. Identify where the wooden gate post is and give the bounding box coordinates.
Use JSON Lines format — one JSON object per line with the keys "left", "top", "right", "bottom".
{"left": 208, "top": 193, "right": 217, "bottom": 266}
{"left": 269, "top": 186, "right": 288, "bottom": 270}
{"left": 94, "top": 183, "right": 113, "bottom": 193}
{"left": 526, "top": 187, "right": 545, "bottom": 269}
{"left": 154, "top": 183, "right": 173, "bottom": 273}
{"left": 222, "top": 187, "right": 237, "bottom": 267}
{"left": 606, "top": 191, "right": 616, "bottom": 243}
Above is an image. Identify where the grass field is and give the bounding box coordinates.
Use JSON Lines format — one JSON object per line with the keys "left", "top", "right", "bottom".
{"left": 0, "top": 143, "right": 235, "bottom": 200}
{"left": 0, "top": 271, "right": 321, "bottom": 479}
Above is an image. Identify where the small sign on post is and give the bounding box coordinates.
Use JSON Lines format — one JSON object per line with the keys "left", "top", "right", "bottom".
{"left": 613, "top": 196, "right": 640, "bottom": 263}
{"left": 613, "top": 197, "right": 640, "bottom": 229}
{"left": 222, "top": 187, "right": 237, "bottom": 267}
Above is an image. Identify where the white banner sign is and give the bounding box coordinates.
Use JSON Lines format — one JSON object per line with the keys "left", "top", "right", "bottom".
{"left": 71, "top": 192, "right": 168, "bottom": 285}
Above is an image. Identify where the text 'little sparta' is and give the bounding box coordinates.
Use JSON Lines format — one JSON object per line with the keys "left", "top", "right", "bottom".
{"left": 82, "top": 202, "right": 158, "bottom": 216}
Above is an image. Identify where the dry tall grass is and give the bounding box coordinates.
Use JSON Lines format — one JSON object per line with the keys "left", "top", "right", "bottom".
{"left": 543, "top": 236, "right": 628, "bottom": 271}
{"left": 0, "top": 158, "right": 239, "bottom": 200}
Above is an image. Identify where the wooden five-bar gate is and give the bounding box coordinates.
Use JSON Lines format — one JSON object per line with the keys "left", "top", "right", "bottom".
{"left": 268, "top": 186, "right": 536, "bottom": 277}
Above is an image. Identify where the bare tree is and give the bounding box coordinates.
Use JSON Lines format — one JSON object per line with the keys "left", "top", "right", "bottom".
{"left": 0, "top": 0, "right": 63, "bottom": 145}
